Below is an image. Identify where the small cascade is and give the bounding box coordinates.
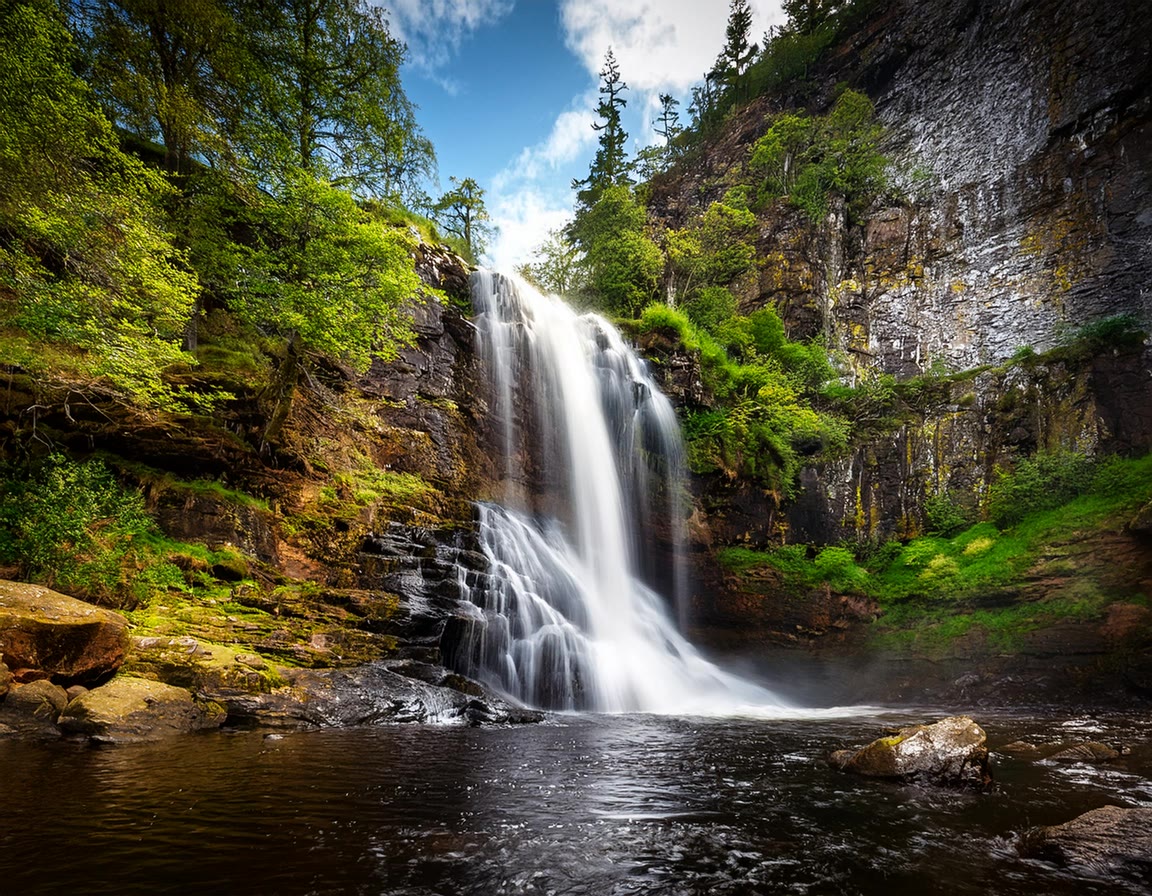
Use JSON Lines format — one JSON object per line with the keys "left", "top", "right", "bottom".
{"left": 443, "top": 271, "right": 788, "bottom": 713}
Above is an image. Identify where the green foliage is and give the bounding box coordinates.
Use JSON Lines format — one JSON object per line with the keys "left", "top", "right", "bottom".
{"left": 1056, "top": 314, "right": 1147, "bottom": 356}
{"left": 433, "top": 176, "right": 494, "bottom": 262}
{"left": 229, "top": 170, "right": 424, "bottom": 371}
{"left": 683, "top": 286, "right": 738, "bottom": 333}
{"left": 572, "top": 48, "right": 632, "bottom": 212}
{"left": 665, "top": 193, "right": 757, "bottom": 308}
{"left": 78, "top": 0, "right": 242, "bottom": 176}
{"left": 0, "top": 0, "right": 200, "bottom": 408}
{"left": 516, "top": 228, "right": 588, "bottom": 297}
{"left": 724, "top": 452, "right": 1152, "bottom": 652}
{"left": 923, "top": 490, "right": 973, "bottom": 536}
{"left": 235, "top": 0, "right": 434, "bottom": 203}
{"left": 573, "top": 186, "right": 663, "bottom": 317}
{"left": 639, "top": 303, "right": 844, "bottom": 495}
{"left": 750, "top": 89, "right": 887, "bottom": 222}
{"left": 986, "top": 451, "right": 1098, "bottom": 528}
{"left": 0, "top": 454, "right": 186, "bottom": 607}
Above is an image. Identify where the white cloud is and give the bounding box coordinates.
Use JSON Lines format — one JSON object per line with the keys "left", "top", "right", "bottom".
{"left": 486, "top": 187, "right": 573, "bottom": 272}
{"left": 377, "top": 0, "right": 515, "bottom": 72}
{"left": 560, "top": 0, "right": 786, "bottom": 94}
{"left": 488, "top": 0, "right": 789, "bottom": 273}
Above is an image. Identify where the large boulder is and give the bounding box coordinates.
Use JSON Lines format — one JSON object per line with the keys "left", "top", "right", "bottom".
{"left": 57, "top": 677, "right": 225, "bottom": 744}
{"left": 0, "top": 581, "right": 128, "bottom": 684}
{"left": 1020, "top": 806, "right": 1152, "bottom": 885}
{"left": 832, "top": 715, "right": 992, "bottom": 789}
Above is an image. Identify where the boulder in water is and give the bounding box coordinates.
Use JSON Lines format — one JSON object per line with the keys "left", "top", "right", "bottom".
{"left": 57, "top": 677, "right": 225, "bottom": 744}
{"left": 1019, "top": 806, "right": 1152, "bottom": 885}
{"left": 996, "top": 740, "right": 1041, "bottom": 756}
{"left": 1047, "top": 742, "right": 1130, "bottom": 762}
{"left": 0, "top": 580, "right": 128, "bottom": 684}
{"left": 834, "top": 715, "right": 992, "bottom": 789}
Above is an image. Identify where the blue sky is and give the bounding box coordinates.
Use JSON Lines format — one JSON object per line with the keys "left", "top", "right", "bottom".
{"left": 378, "top": 1, "right": 786, "bottom": 270}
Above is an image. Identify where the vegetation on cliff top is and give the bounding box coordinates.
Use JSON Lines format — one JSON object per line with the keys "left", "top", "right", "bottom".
{"left": 719, "top": 451, "right": 1152, "bottom": 650}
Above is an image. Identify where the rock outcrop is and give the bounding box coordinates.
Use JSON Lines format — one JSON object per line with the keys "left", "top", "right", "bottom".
{"left": 831, "top": 715, "right": 993, "bottom": 789}
{"left": 0, "top": 581, "right": 129, "bottom": 685}
{"left": 1019, "top": 806, "right": 1152, "bottom": 885}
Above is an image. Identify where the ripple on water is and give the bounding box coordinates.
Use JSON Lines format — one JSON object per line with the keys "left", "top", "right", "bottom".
{"left": 0, "top": 710, "right": 1149, "bottom": 895}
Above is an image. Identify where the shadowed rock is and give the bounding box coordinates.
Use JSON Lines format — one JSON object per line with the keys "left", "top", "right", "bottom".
{"left": 1019, "top": 806, "right": 1152, "bottom": 885}
{"left": 0, "top": 679, "right": 70, "bottom": 738}
{"left": 0, "top": 581, "right": 128, "bottom": 685}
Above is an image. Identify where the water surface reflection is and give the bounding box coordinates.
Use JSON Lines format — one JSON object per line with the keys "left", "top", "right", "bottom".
{"left": 2, "top": 710, "right": 1150, "bottom": 894}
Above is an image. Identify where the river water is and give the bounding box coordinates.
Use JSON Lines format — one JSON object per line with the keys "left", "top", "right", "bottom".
{"left": 2, "top": 709, "right": 1150, "bottom": 895}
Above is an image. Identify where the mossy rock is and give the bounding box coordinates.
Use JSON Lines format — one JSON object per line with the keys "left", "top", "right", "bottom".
{"left": 124, "top": 636, "right": 287, "bottom": 695}
{"left": 0, "top": 580, "right": 129, "bottom": 685}
{"left": 57, "top": 677, "right": 225, "bottom": 744}
{"left": 838, "top": 715, "right": 992, "bottom": 789}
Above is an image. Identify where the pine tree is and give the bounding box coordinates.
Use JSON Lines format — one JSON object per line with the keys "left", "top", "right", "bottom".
{"left": 572, "top": 48, "right": 631, "bottom": 213}
{"left": 655, "top": 93, "right": 682, "bottom": 155}
{"left": 719, "top": 0, "right": 757, "bottom": 100}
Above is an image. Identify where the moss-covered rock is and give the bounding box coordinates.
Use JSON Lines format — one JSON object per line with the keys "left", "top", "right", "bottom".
{"left": 0, "top": 581, "right": 129, "bottom": 685}
{"left": 57, "top": 677, "right": 225, "bottom": 744}
{"left": 834, "top": 715, "right": 992, "bottom": 789}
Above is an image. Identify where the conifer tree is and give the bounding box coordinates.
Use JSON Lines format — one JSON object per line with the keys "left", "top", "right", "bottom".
{"left": 655, "top": 93, "right": 682, "bottom": 158}
{"left": 572, "top": 48, "right": 631, "bottom": 213}
{"left": 719, "top": 0, "right": 757, "bottom": 99}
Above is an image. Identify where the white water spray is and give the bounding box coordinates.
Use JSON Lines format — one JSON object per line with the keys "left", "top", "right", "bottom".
{"left": 444, "top": 272, "right": 791, "bottom": 714}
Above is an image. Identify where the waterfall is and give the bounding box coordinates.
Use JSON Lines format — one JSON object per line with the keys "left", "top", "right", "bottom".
{"left": 442, "top": 271, "right": 789, "bottom": 714}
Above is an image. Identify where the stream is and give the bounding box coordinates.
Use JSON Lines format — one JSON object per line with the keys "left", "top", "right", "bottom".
{"left": 2, "top": 708, "right": 1150, "bottom": 895}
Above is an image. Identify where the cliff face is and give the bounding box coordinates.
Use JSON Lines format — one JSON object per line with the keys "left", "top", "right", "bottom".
{"left": 654, "top": 0, "right": 1152, "bottom": 378}
{"left": 646, "top": 0, "right": 1152, "bottom": 697}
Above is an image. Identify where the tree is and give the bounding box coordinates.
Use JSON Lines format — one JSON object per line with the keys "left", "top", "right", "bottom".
{"left": 655, "top": 93, "right": 682, "bottom": 148}
{"left": 578, "top": 185, "right": 663, "bottom": 318}
{"left": 572, "top": 48, "right": 631, "bottom": 214}
{"left": 238, "top": 0, "right": 435, "bottom": 202}
{"left": 234, "top": 172, "right": 421, "bottom": 373}
{"left": 76, "top": 0, "right": 243, "bottom": 176}
{"left": 0, "top": 0, "right": 199, "bottom": 408}
{"left": 433, "top": 176, "right": 494, "bottom": 262}
{"left": 718, "top": 0, "right": 757, "bottom": 98}
{"left": 515, "top": 228, "right": 587, "bottom": 297}
{"left": 782, "top": 0, "right": 843, "bottom": 35}
{"left": 750, "top": 88, "right": 886, "bottom": 222}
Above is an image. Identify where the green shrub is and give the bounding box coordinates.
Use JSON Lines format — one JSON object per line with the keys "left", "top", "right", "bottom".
{"left": 986, "top": 451, "right": 1097, "bottom": 527}
{"left": 0, "top": 454, "right": 185, "bottom": 607}
{"left": 923, "top": 490, "right": 972, "bottom": 536}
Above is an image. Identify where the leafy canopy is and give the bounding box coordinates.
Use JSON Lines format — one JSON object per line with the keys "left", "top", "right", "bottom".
{"left": 0, "top": 0, "right": 198, "bottom": 408}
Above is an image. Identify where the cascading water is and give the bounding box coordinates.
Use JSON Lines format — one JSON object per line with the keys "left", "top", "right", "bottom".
{"left": 443, "top": 271, "right": 789, "bottom": 714}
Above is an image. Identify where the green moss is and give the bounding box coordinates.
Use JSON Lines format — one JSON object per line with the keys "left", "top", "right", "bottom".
{"left": 722, "top": 452, "right": 1152, "bottom": 653}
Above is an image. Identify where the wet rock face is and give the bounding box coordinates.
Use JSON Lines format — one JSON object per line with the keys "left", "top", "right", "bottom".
{"left": 1020, "top": 806, "right": 1152, "bottom": 885}
{"left": 651, "top": 0, "right": 1151, "bottom": 377}
{"left": 785, "top": 343, "right": 1152, "bottom": 545}
{"left": 0, "top": 581, "right": 129, "bottom": 685}
{"left": 833, "top": 715, "right": 993, "bottom": 789}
